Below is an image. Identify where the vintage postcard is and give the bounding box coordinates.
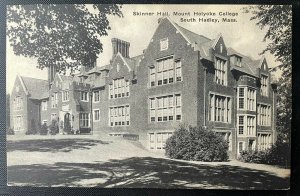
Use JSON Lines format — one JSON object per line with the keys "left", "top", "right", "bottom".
{"left": 5, "top": 4, "right": 291, "bottom": 189}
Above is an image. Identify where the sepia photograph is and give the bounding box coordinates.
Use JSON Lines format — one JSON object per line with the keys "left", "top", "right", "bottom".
{"left": 5, "top": 4, "right": 291, "bottom": 189}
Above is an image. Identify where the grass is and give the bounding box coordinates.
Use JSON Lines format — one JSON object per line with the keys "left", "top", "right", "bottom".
{"left": 7, "top": 135, "right": 290, "bottom": 189}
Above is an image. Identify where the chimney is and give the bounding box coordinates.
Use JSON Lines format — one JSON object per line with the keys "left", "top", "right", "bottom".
{"left": 111, "top": 38, "right": 130, "bottom": 58}
{"left": 48, "top": 64, "right": 57, "bottom": 86}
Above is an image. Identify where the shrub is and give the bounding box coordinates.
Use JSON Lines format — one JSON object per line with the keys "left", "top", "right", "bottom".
{"left": 26, "top": 119, "right": 39, "bottom": 135}
{"left": 49, "top": 119, "right": 59, "bottom": 135}
{"left": 238, "top": 150, "right": 268, "bottom": 163}
{"left": 7, "top": 127, "right": 14, "bottom": 135}
{"left": 238, "top": 141, "right": 290, "bottom": 167}
{"left": 165, "top": 125, "right": 229, "bottom": 162}
{"left": 40, "top": 123, "right": 48, "bottom": 135}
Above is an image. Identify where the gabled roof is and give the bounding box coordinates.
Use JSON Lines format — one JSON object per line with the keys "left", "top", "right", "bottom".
{"left": 20, "top": 76, "right": 49, "bottom": 99}
{"left": 227, "top": 47, "right": 261, "bottom": 77}
{"left": 165, "top": 17, "right": 217, "bottom": 61}
{"left": 123, "top": 54, "right": 143, "bottom": 72}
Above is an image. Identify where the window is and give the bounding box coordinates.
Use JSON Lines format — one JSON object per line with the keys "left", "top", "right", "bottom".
{"left": 246, "top": 116, "right": 256, "bottom": 136}
{"left": 149, "top": 94, "right": 181, "bottom": 122}
{"left": 247, "top": 88, "right": 256, "bottom": 111}
{"left": 149, "top": 57, "right": 182, "bottom": 87}
{"left": 149, "top": 132, "right": 173, "bottom": 150}
{"left": 41, "top": 101, "right": 48, "bottom": 111}
{"left": 51, "top": 93, "right": 58, "bottom": 108}
{"left": 51, "top": 113, "right": 57, "bottom": 120}
{"left": 13, "top": 96, "right": 23, "bottom": 111}
{"left": 238, "top": 115, "right": 256, "bottom": 136}
{"left": 175, "top": 60, "right": 182, "bottom": 82}
{"left": 93, "top": 91, "right": 100, "bottom": 102}
{"left": 238, "top": 142, "right": 244, "bottom": 153}
{"left": 109, "top": 105, "right": 130, "bottom": 126}
{"left": 215, "top": 57, "right": 227, "bottom": 85}
{"left": 236, "top": 56, "right": 242, "bottom": 67}
{"left": 261, "top": 75, "right": 269, "bottom": 97}
{"left": 257, "top": 104, "right": 271, "bottom": 126}
{"left": 238, "top": 116, "right": 244, "bottom": 135}
{"left": 209, "top": 93, "right": 231, "bottom": 123}
{"left": 14, "top": 116, "right": 23, "bottom": 131}
{"left": 94, "top": 109, "right": 100, "bottom": 121}
{"left": 160, "top": 38, "right": 168, "bottom": 51}
{"left": 62, "top": 91, "right": 69, "bottom": 102}
{"left": 80, "top": 91, "right": 88, "bottom": 101}
{"left": 109, "top": 78, "right": 129, "bottom": 99}
{"left": 238, "top": 87, "right": 256, "bottom": 111}
{"left": 79, "top": 113, "right": 90, "bottom": 127}
{"left": 258, "top": 134, "right": 272, "bottom": 150}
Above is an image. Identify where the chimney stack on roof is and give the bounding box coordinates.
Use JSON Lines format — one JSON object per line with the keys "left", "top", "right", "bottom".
{"left": 111, "top": 38, "right": 130, "bottom": 58}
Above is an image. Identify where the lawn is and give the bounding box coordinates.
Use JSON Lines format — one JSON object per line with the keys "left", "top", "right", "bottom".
{"left": 7, "top": 135, "right": 290, "bottom": 189}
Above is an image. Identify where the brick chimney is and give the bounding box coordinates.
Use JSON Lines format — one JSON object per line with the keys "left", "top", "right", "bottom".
{"left": 111, "top": 38, "right": 130, "bottom": 58}
{"left": 48, "top": 64, "right": 57, "bottom": 86}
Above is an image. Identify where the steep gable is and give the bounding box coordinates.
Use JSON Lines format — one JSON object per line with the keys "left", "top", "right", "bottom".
{"left": 20, "top": 76, "right": 49, "bottom": 99}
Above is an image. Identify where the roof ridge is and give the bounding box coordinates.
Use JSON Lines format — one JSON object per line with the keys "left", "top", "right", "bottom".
{"left": 20, "top": 75, "right": 48, "bottom": 82}
{"left": 174, "top": 22, "right": 212, "bottom": 42}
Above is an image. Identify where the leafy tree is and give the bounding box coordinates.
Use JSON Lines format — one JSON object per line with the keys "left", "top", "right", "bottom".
{"left": 244, "top": 5, "right": 292, "bottom": 142}
{"left": 7, "top": 4, "right": 123, "bottom": 74}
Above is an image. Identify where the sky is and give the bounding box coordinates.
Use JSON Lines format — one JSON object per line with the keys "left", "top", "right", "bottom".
{"left": 6, "top": 4, "right": 280, "bottom": 94}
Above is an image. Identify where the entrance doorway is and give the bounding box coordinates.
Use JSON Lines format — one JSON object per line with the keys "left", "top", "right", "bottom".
{"left": 64, "top": 113, "right": 71, "bottom": 133}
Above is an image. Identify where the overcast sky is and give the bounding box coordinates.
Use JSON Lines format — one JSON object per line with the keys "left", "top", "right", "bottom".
{"left": 6, "top": 4, "right": 280, "bottom": 94}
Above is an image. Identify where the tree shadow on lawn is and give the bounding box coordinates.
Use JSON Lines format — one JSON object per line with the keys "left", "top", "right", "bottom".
{"left": 7, "top": 139, "right": 109, "bottom": 153}
{"left": 7, "top": 157, "right": 290, "bottom": 189}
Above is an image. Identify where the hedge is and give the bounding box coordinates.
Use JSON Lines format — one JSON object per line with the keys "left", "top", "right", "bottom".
{"left": 165, "top": 125, "right": 229, "bottom": 162}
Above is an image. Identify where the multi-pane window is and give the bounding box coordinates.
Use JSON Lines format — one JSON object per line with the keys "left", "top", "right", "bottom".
{"left": 247, "top": 88, "right": 256, "bottom": 111}
{"left": 62, "top": 91, "right": 69, "bottom": 102}
{"left": 109, "top": 78, "right": 129, "bottom": 99}
{"left": 93, "top": 91, "right": 100, "bottom": 102}
{"left": 109, "top": 105, "right": 130, "bottom": 126}
{"left": 209, "top": 94, "right": 231, "bottom": 123}
{"left": 149, "top": 132, "right": 173, "bottom": 150}
{"left": 13, "top": 96, "right": 23, "bottom": 111}
{"left": 215, "top": 57, "right": 227, "bottom": 86}
{"left": 160, "top": 38, "right": 168, "bottom": 51}
{"left": 238, "top": 116, "right": 244, "bottom": 135}
{"left": 258, "top": 133, "right": 272, "bottom": 150}
{"left": 51, "top": 93, "right": 58, "bottom": 108}
{"left": 80, "top": 91, "right": 88, "bottom": 101}
{"left": 261, "top": 75, "right": 269, "bottom": 97}
{"left": 149, "top": 57, "right": 182, "bottom": 87}
{"left": 238, "top": 87, "right": 256, "bottom": 111}
{"left": 175, "top": 60, "right": 182, "bottom": 82}
{"left": 246, "top": 116, "right": 256, "bottom": 136}
{"left": 14, "top": 116, "right": 23, "bottom": 131}
{"left": 94, "top": 109, "right": 100, "bottom": 121}
{"left": 149, "top": 94, "right": 181, "bottom": 122}
{"left": 41, "top": 101, "right": 48, "bottom": 111}
{"left": 257, "top": 104, "right": 271, "bottom": 126}
{"left": 238, "top": 115, "right": 256, "bottom": 136}
{"left": 79, "top": 113, "right": 90, "bottom": 127}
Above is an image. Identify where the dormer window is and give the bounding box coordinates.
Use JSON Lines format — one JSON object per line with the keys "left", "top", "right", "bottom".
{"left": 236, "top": 56, "right": 242, "bottom": 67}
{"left": 160, "top": 38, "right": 168, "bottom": 51}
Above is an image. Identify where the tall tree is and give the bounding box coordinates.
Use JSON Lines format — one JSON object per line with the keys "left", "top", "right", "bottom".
{"left": 7, "top": 4, "right": 123, "bottom": 74}
{"left": 244, "top": 5, "right": 292, "bottom": 142}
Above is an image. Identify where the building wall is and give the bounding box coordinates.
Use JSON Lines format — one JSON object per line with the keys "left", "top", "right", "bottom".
{"left": 10, "top": 76, "right": 28, "bottom": 134}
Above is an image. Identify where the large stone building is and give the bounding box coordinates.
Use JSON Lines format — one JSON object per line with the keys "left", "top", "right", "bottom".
{"left": 10, "top": 18, "right": 277, "bottom": 158}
